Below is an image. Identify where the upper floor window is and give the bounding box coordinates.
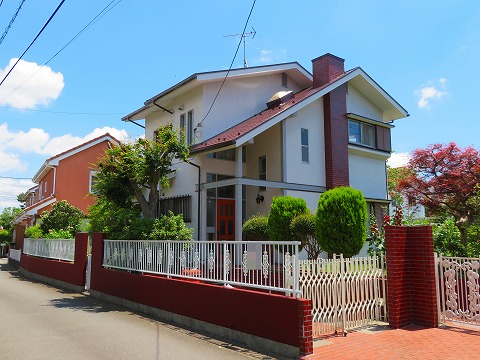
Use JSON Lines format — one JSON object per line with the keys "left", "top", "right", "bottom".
{"left": 180, "top": 110, "right": 194, "bottom": 145}
{"left": 259, "top": 156, "right": 266, "bottom": 192}
{"left": 348, "top": 120, "right": 375, "bottom": 147}
{"left": 89, "top": 170, "right": 99, "bottom": 194}
{"left": 44, "top": 182, "right": 48, "bottom": 193}
{"left": 301, "top": 128, "right": 309, "bottom": 163}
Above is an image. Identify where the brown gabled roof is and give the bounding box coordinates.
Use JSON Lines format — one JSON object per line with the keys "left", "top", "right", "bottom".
{"left": 191, "top": 69, "right": 357, "bottom": 154}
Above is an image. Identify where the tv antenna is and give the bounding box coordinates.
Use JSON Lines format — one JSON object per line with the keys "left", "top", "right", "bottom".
{"left": 224, "top": 27, "right": 256, "bottom": 68}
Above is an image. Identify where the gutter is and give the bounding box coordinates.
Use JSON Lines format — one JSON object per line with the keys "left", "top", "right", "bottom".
{"left": 185, "top": 161, "right": 201, "bottom": 239}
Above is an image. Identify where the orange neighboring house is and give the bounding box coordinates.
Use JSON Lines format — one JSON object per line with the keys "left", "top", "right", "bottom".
{"left": 13, "top": 133, "right": 120, "bottom": 247}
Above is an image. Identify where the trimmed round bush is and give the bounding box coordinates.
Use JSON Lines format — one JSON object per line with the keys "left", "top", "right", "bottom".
{"left": 268, "top": 196, "right": 308, "bottom": 242}
{"left": 316, "top": 187, "right": 367, "bottom": 257}
{"left": 242, "top": 215, "right": 269, "bottom": 241}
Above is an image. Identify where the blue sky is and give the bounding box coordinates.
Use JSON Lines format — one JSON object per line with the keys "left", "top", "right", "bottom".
{"left": 1, "top": 0, "right": 479, "bottom": 210}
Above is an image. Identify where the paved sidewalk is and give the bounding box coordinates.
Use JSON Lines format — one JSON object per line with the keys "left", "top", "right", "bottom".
{"left": 305, "top": 323, "right": 480, "bottom": 360}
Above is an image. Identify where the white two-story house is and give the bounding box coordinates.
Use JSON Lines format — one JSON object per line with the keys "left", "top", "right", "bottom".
{"left": 122, "top": 53, "right": 408, "bottom": 242}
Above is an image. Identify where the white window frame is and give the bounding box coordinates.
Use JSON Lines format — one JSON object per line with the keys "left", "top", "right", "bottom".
{"left": 301, "top": 128, "right": 309, "bottom": 163}
{"left": 259, "top": 155, "right": 266, "bottom": 192}
{"left": 89, "top": 170, "right": 99, "bottom": 194}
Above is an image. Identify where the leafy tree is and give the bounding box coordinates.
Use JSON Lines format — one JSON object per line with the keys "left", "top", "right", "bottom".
{"left": 316, "top": 187, "right": 367, "bottom": 257}
{"left": 242, "top": 215, "right": 269, "bottom": 241}
{"left": 0, "top": 229, "right": 10, "bottom": 243}
{"left": 148, "top": 212, "right": 193, "bottom": 241}
{"left": 398, "top": 143, "right": 480, "bottom": 246}
{"left": 433, "top": 218, "right": 466, "bottom": 257}
{"left": 17, "top": 192, "right": 26, "bottom": 209}
{"left": 387, "top": 166, "right": 411, "bottom": 206}
{"left": 40, "top": 200, "right": 84, "bottom": 236}
{"left": 0, "top": 207, "right": 22, "bottom": 235}
{"left": 94, "top": 125, "right": 189, "bottom": 218}
{"left": 88, "top": 197, "right": 140, "bottom": 239}
{"left": 267, "top": 196, "right": 308, "bottom": 242}
{"left": 290, "top": 214, "right": 321, "bottom": 259}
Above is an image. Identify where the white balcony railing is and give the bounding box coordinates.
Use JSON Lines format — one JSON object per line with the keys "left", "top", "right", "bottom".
{"left": 23, "top": 238, "right": 75, "bottom": 262}
{"left": 103, "top": 239, "right": 301, "bottom": 296}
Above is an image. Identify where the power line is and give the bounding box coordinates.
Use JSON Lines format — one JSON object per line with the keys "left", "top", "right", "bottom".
{"left": 0, "top": 0, "right": 67, "bottom": 88}
{"left": 0, "top": 0, "right": 27, "bottom": 46}
{"left": 0, "top": 175, "right": 33, "bottom": 180}
{"left": 0, "top": 104, "right": 126, "bottom": 116}
{"left": 196, "top": 0, "right": 256, "bottom": 129}
{"left": 0, "top": 0, "right": 124, "bottom": 104}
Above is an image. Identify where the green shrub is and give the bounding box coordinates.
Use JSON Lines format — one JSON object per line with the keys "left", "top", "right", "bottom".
{"left": 40, "top": 201, "right": 84, "bottom": 234}
{"left": 149, "top": 212, "right": 194, "bottom": 241}
{"left": 268, "top": 196, "right": 308, "bottom": 242}
{"left": 25, "top": 225, "right": 44, "bottom": 239}
{"left": 433, "top": 218, "right": 466, "bottom": 257}
{"left": 242, "top": 215, "right": 269, "bottom": 241}
{"left": 44, "top": 229, "right": 74, "bottom": 239}
{"left": 0, "top": 229, "right": 10, "bottom": 243}
{"left": 291, "top": 213, "right": 321, "bottom": 259}
{"left": 123, "top": 218, "right": 156, "bottom": 240}
{"left": 316, "top": 187, "right": 367, "bottom": 257}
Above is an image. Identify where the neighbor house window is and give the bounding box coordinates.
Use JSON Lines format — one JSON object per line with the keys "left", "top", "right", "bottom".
{"left": 89, "top": 170, "right": 99, "bottom": 194}
{"left": 158, "top": 195, "right": 192, "bottom": 222}
{"left": 348, "top": 120, "right": 375, "bottom": 147}
{"left": 206, "top": 147, "right": 246, "bottom": 162}
{"left": 301, "top": 128, "right": 309, "bottom": 163}
{"left": 44, "top": 182, "right": 48, "bottom": 193}
{"left": 259, "top": 156, "right": 266, "bottom": 192}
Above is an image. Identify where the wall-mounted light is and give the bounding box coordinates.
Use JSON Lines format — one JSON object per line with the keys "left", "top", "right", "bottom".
{"left": 256, "top": 194, "right": 264, "bottom": 204}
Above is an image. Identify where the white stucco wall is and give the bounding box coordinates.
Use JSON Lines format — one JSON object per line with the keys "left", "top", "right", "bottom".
{"left": 200, "top": 74, "right": 303, "bottom": 141}
{"left": 283, "top": 99, "right": 326, "bottom": 187}
{"left": 347, "top": 84, "right": 383, "bottom": 121}
{"left": 348, "top": 152, "right": 387, "bottom": 199}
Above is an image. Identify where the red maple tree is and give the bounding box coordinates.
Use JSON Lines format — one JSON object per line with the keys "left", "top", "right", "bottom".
{"left": 398, "top": 142, "right": 480, "bottom": 245}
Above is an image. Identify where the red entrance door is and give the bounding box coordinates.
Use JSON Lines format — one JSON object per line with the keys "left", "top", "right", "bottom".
{"left": 217, "top": 199, "right": 235, "bottom": 240}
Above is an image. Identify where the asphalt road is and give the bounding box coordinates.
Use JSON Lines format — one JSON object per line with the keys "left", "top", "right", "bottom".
{"left": 0, "top": 258, "right": 269, "bottom": 360}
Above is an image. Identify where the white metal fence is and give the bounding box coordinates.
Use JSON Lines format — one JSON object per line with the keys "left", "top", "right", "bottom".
{"left": 103, "top": 239, "right": 301, "bottom": 295}
{"left": 299, "top": 254, "right": 387, "bottom": 336}
{"left": 9, "top": 249, "right": 21, "bottom": 262}
{"left": 435, "top": 254, "right": 480, "bottom": 326}
{"left": 23, "top": 238, "right": 75, "bottom": 262}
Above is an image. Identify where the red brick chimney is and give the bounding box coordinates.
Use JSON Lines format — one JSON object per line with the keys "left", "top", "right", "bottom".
{"left": 313, "top": 53, "right": 349, "bottom": 189}
{"left": 312, "top": 53, "right": 345, "bottom": 88}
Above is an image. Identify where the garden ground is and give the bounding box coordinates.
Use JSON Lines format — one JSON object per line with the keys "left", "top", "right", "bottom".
{"left": 305, "top": 322, "right": 480, "bottom": 359}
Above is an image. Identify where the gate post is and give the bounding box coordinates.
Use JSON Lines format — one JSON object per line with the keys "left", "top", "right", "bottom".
{"left": 385, "top": 225, "right": 438, "bottom": 329}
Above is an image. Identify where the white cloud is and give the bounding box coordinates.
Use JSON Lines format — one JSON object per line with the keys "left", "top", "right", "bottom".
{"left": 387, "top": 152, "right": 410, "bottom": 168}
{"left": 0, "top": 178, "right": 35, "bottom": 212}
{"left": 0, "top": 123, "right": 129, "bottom": 173}
{"left": 0, "top": 58, "right": 64, "bottom": 109}
{"left": 416, "top": 78, "right": 448, "bottom": 109}
{"left": 256, "top": 49, "right": 287, "bottom": 64}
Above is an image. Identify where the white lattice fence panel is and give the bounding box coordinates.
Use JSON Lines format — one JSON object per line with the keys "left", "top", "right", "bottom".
{"left": 299, "top": 254, "right": 386, "bottom": 337}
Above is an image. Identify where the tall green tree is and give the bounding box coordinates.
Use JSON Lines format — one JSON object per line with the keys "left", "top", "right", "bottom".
{"left": 94, "top": 125, "right": 189, "bottom": 218}
{"left": 316, "top": 187, "right": 367, "bottom": 257}
{"left": 0, "top": 207, "right": 22, "bottom": 235}
{"left": 40, "top": 201, "right": 84, "bottom": 236}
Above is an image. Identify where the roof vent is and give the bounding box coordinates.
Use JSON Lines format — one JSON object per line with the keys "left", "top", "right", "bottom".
{"left": 266, "top": 90, "right": 294, "bottom": 109}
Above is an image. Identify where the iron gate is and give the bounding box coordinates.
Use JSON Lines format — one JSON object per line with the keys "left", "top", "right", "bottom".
{"left": 435, "top": 254, "right": 480, "bottom": 326}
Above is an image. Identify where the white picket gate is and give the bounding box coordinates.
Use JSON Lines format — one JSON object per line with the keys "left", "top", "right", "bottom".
{"left": 299, "top": 254, "right": 387, "bottom": 337}
{"left": 435, "top": 254, "right": 480, "bottom": 326}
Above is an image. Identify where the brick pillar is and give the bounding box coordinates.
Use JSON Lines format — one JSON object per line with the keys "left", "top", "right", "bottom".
{"left": 385, "top": 225, "right": 438, "bottom": 329}
{"left": 90, "top": 232, "right": 106, "bottom": 290}
{"left": 74, "top": 232, "right": 89, "bottom": 286}
{"left": 323, "top": 83, "right": 349, "bottom": 189}
{"left": 298, "top": 299, "right": 313, "bottom": 357}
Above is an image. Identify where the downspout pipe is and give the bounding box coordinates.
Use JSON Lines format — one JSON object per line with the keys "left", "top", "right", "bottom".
{"left": 185, "top": 161, "right": 201, "bottom": 240}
